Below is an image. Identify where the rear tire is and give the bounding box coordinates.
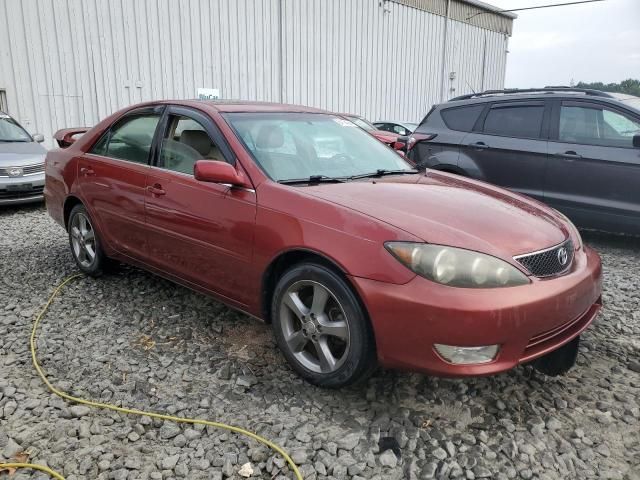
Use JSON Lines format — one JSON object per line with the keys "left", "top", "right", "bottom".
{"left": 532, "top": 335, "right": 580, "bottom": 376}
{"left": 67, "top": 204, "right": 108, "bottom": 277}
{"left": 271, "top": 263, "right": 376, "bottom": 388}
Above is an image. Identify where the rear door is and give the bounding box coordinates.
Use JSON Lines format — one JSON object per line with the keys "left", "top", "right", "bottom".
{"left": 410, "top": 103, "right": 485, "bottom": 170}
{"left": 144, "top": 106, "right": 257, "bottom": 306}
{"left": 459, "top": 100, "right": 550, "bottom": 202}
{"left": 80, "top": 107, "right": 163, "bottom": 260}
{"left": 545, "top": 99, "right": 640, "bottom": 233}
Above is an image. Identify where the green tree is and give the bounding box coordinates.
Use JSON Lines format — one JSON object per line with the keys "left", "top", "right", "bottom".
{"left": 575, "top": 79, "right": 640, "bottom": 97}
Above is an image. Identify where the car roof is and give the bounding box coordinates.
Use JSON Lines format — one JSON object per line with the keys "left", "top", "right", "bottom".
{"left": 189, "top": 100, "right": 329, "bottom": 114}
{"left": 374, "top": 120, "right": 417, "bottom": 125}
{"left": 443, "top": 92, "right": 632, "bottom": 109}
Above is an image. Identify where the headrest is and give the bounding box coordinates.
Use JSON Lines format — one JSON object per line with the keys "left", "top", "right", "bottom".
{"left": 180, "top": 130, "right": 212, "bottom": 156}
{"left": 256, "top": 124, "right": 285, "bottom": 149}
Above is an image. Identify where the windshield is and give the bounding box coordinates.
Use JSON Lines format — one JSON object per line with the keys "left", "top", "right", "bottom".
{"left": 621, "top": 97, "right": 640, "bottom": 111}
{"left": 224, "top": 112, "right": 413, "bottom": 182}
{"left": 348, "top": 116, "right": 376, "bottom": 131}
{"left": 405, "top": 123, "right": 418, "bottom": 131}
{"left": 0, "top": 115, "right": 32, "bottom": 142}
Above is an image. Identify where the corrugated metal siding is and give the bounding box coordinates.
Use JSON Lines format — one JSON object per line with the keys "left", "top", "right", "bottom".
{"left": 0, "top": 0, "right": 509, "bottom": 148}
{"left": 391, "top": 0, "right": 513, "bottom": 34}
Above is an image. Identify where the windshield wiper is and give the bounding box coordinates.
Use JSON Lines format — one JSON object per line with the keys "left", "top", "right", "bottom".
{"left": 349, "top": 169, "right": 418, "bottom": 179}
{"left": 278, "top": 175, "right": 347, "bottom": 185}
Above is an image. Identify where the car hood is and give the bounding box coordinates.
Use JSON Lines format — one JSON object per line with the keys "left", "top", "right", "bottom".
{"left": 302, "top": 172, "right": 570, "bottom": 259}
{"left": 0, "top": 142, "right": 46, "bottom": 166}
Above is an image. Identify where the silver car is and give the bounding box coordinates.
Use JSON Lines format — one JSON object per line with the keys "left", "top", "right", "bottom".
{"left": 0, "top": 111, "right": 46, "bottom": 205}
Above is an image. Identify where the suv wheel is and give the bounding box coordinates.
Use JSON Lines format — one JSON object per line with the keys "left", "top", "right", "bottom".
{"left": 272, "top": 263, "right": 376, "bottom": 388}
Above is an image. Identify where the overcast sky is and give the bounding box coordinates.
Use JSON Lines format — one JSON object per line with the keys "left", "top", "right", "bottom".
{"left": 488, "top": 0, "right": 640, "bottom": 87}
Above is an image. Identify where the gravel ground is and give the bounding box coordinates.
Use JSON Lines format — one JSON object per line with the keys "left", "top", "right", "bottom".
{"left": 1, "top": 204, "right": 639, "bottom": 480}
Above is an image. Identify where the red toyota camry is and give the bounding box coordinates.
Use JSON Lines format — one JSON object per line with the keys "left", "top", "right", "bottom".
{"left": 45, "top": 101, "right": 602, "bottom": 387}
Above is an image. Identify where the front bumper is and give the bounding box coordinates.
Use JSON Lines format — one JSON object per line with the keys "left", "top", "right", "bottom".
{"left": 352, "top": 245, "right": 602, "bottom": 376}
{"left": 0, "top": 173, "right": 45, "bottom": 205}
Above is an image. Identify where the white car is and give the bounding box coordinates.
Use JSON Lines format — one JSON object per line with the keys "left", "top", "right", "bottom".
{"left": 0, "top": 111, "right": 46, "bottom": 205}
{"left": 373, "top": 120, "right": 418, "bottom": 137}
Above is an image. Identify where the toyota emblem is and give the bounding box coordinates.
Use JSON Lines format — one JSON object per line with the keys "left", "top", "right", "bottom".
{"left": 557, "top": 247, "right": 568, "bottom": 266}
{"left": 8, "top": 167, "right": 24, "bottom": 177}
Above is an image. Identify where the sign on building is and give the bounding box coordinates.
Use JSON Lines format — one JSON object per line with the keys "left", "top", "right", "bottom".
{"left": 197, "top": 88, "right": 220, "bottom": 100}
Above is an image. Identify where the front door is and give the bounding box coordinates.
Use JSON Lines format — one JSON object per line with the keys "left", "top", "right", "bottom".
{"left": 460, "top": 100, "right": 549, "bottom": 202}
{"left": 545, "top": 100, "right": 640, "bottom": 233}
{"left": 144, "top": 106, "right": 257, "bottom": 306}
{"left": 79, "top": 107, "right": 163, "bottom": 260}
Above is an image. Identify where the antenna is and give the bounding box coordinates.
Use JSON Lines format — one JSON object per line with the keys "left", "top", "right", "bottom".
{"left": 465, "top": 80, "right": 477, "bottom": 95}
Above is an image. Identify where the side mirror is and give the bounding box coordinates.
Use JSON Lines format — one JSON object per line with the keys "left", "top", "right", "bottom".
{"left": 32, "top": 133, "right": 45, "bottom": 143}
{"left": 194, "top": 160, "right": 251, "bottom": 188}
{"left": 392, "top": 135, "right": 408, "bottom": 152}
{"left": 633, "top": 133, "right": 640, "bottom": 148}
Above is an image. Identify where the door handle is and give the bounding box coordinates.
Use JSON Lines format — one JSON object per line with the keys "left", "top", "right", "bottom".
{"left": 555, "top": 151, "right": 582, "bottom": 159}
{"left": 147, "top": 184, "right": 166, "bottom": 196}
{"left": 470, "top": 142, "right": 490, "bottom": 150}
{"left": 80, "top": 167, "right": 95, "bottom": 176}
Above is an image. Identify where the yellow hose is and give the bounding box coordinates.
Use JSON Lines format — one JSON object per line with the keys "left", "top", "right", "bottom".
{"left": 0, "top": 274, "right": 303, "bottom": 480}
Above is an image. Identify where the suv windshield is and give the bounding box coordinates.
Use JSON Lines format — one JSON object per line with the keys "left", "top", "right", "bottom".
{"left": 224, "top": 112, "right": 412, "bottom": 182}
{"left": 0, "top": 115, "right": 32, "bottom": 142}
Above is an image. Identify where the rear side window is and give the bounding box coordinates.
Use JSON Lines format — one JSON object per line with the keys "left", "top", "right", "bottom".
{"left": 483, "top": 104, "right": 544, "bottom": 139}
{"left": 440, "top": 105, "right": 484, "bottom": 132}
{"left": 90, "top": 114, "right": 160, "bottom": 164}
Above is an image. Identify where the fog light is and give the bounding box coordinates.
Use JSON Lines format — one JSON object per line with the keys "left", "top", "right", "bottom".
{"left": 434, "top": 344, "right": 499, "bottom": 364}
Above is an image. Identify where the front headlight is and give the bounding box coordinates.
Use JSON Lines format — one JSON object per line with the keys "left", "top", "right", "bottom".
{"left": 385, "top": 242, "right": 530, "bottom": 288}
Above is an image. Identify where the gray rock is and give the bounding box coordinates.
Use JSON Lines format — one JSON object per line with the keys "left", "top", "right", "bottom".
{"left": 159, "top": 422, "right": 181, "bottom": 439}
{"left": 338, "top": 432, "right": 361, "bottom": 451}
{"left": 379, "top": 449, "right": 398, "bottom": 468}
{"left": 69, "top": 405, "right": 91, "bottom": 418}
{"left": 2, "top": 438, "right": 22, "bottom": 459}
{"left": 161, "top": 454, "right": 180, "bottom": 470}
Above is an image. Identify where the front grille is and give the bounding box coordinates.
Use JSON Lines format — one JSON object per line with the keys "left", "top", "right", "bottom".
{"left": 0, "top": 185, "right": 44, "bottom": 199}
{"left": 0, "top": 163, "right": 45, "bottom": 177}
{"left": 514, "top": 239, "right": 574, "bottom": 277}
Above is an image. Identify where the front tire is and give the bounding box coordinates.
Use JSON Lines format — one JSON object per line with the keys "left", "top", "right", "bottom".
{"left": 67, "top": 204, "right": 107, "bottom": 277}
{"left": 532, "top": 335, "right": 580, "bottom": 376}
{"left": 271, "top": 263, "right": 376, "bottom": 388}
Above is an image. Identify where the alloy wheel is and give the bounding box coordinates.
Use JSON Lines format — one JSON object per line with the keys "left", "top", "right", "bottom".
{"left": 279, "top": 280, "right": 350, "bottom": 374}
{"left": 70, "top": 212, "right": 96, "bottom": 268}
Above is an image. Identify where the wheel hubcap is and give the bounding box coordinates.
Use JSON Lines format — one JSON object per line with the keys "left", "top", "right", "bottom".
{"left": 70, "top": 212, "right": 96, "bottom": 268}
{"left": 279, "top": 280, "right": 350, "bottom": 374}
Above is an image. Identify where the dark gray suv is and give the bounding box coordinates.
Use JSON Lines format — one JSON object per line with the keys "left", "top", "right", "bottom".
{"left": 408, "top": 87, "right": 640, "bottom": 235}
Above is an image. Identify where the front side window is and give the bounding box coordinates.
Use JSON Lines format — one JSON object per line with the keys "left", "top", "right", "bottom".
{"left": 0, "top": 115, "right": 32, "bottom": 142}
{"left": 483, "top": 104, "right": 544, "bottom": 139}
{"left": 224, "top": 113, "right": 412, "bottom": 182}
{"left": 159, "top": 115, "right": 225, "bottom": 175}
{"left": 559, "top": 104, "right": 640, "bottom": 147}
{"left": 90, "top": 114, "right": 160, "bottom": 164}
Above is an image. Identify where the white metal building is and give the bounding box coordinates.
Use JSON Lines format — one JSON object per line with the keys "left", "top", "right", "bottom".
{"left": 0, "top": 0, "right": 514, "bottom": 147}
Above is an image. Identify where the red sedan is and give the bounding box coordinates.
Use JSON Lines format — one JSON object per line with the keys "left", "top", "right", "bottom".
{"left": 45, "top": 100, "right": 602, "bottom": 387}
